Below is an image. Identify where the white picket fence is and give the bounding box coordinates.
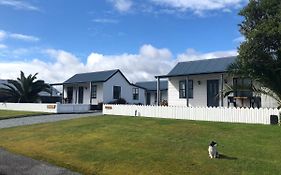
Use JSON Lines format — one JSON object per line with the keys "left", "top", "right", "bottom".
{"left": 103, "top": 104, "right": 281, "bottom": 125}
{"left": 0, "top": 102, "right": 90, "bottom": 113}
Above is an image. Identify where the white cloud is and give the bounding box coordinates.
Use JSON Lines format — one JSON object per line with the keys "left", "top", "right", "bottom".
{"left": 86, "top": 44, "right": 173, "bottom": 82}
{"left": 92, "top": 18, "right": 119, "bottom": 24}
{"left": 150, "top": 0, "right": 246, "bottom": 14}
{"left": 0, "top": 30, "right": 7, "bottom": 41}
{"left": 109, "top": 0, "right": 133, "bottom": 12}
{"left": 0, "top": 50, "right": 85, "bottom": 84}
{"left": 0, "top": 0, "right": 39, "bottom": 11}
{"left": 0, "top": 45, "right": 237, "bottom": 85}
{"left": 0, "top": 44, "right": 7, "bottom": 49}
{"left": 139, "top": 44, "right": 172, "bottom": 59}
{"left": 10, "top": 33, "right": 39, "bottom": 42}
{"left": 0, "top": 29, "right": 39, "bottom": 42}
{"left": 177, "top": 48, "right": 237, "bottom": 62}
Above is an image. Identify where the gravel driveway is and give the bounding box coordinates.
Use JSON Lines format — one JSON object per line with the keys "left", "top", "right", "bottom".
{"left": 0, "top": 112, "right": 102, "bottom": 129}
{"left": 0, "top": 149, "right": 80, "bottom": 175}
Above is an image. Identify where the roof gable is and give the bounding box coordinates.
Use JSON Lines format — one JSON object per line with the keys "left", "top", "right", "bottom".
{"left": 64, "top": 69, "right": 119, "bottom": 84}
{"left": 165, "top": 56, "right": 236, "bottom": 77}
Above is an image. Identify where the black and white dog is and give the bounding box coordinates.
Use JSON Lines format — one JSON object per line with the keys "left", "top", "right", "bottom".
{"left": 208, "top": 141, "right": 219, "bottom": 159}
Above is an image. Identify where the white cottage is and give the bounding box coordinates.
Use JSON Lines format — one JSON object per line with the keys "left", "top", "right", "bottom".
{"left": 135, "top": 81, "right": 168, "bottom": 105}
{"left": 156, "top": 56, "right": 278, "bottom": 108}
{"left": 60, "top": 69, "right": 145, "bottom": 105}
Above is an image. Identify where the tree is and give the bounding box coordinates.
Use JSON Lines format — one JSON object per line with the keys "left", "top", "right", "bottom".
{"left": 0, "top": 71, "right": 51, "bottom": 103}
{"left": 228, "top": 0, "right": 281, "bottom": 107}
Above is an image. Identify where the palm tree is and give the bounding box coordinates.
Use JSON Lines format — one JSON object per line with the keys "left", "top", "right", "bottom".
{"left": 0, "top": 71, "right": 51, "bottom": 103}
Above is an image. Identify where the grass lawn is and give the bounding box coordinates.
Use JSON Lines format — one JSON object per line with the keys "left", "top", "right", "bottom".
{"left": 0, "top": 115, "right": 280, "bottom": 175}
{"left": 0, "top": 110, "right": 47, "bottom": 120}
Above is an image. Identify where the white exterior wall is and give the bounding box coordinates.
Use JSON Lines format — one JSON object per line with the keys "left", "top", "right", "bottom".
{"left": 82, "top": 83, "right": 90, "bottom": 104}
{"left": 261, "top": 94, "right": 279, "bottom": 108}
{"left": 103, "top": 72, "right": 145, "bottom": 104}
{"left": 168, "top": 73, "right": 230, "bottom": 107}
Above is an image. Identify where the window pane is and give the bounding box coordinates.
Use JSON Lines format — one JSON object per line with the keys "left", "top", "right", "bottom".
{"left": 113, "top": 86, "right": 121, "bottom": 99}
{"left": 179, "top": 80, "right": 186, "bottom": 98}
{"left": 133, "top": 88, "right": 139, "bottom": 100}
{"left": 91, "top": 85, "right": 97, "bottom": 99}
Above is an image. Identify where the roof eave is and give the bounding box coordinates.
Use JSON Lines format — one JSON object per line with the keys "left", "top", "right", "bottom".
{"left": 52, "top": 80, "right": 106, "bottom": 86}
{"left": 155, "top": 71, "right": 228, "bottom": 79}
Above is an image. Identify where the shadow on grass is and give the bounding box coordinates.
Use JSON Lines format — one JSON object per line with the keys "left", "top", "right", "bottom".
{"left": 219, "top": 154, "right": 237, "bottom": 160}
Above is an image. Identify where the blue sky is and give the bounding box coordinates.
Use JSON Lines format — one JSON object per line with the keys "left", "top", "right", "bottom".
{"left": 0, "top": 0, "right": 247, "bottom": 83}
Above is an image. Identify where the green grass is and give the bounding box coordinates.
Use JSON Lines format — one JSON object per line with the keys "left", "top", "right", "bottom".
{"left": 0, "top": 110, "right": 47, "bottom": 120}
{"left": 0, "top": 115, "right": 280, "bottom": 175}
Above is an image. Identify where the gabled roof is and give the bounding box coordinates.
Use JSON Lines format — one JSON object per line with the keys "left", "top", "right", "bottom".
{"left": 135, "top": 81, "right": 168, "bottom": 91}
{"left": 39, "top": 87, "right": 61, "bottom": 97}
{"left": 157, "top": 56, "right": 236, "bottom": 78}
{"left": 63, "top": 69, "right": 119, "bottom": 84}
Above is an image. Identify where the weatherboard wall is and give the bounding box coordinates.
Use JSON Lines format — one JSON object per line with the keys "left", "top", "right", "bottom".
{"left": 168, "top": 73, "right": 231, "bottom": 107}
{"left": 103, "top": 71, "right": 145, "bottom": 104}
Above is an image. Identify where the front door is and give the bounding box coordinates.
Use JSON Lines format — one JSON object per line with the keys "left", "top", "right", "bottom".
{"left": 66, "top": 87, "right": 73, "bottom": 103}
{"left": 146, "top": 92, "right": 151, "bottom": 105}
{"left": 207, "top": 80, "right": 219, "bottom": 107}
{"left": 78, "top": 86, "right": 84, "bottom": 104}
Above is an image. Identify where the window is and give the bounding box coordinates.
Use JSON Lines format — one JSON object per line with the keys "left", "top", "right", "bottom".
{"left": 233, "top": 78, "right": 252, "bottom": 97}
{"left": 179, "top": 80, "right": 193, "bottom": 98}
{"left": 179, "top": 80, "right": 186, "bottom": 98}
{"left": 113, "top": 86, "right": 121, "bottom": 99}
{"left": 91, "top": 84, "right": 97, "bottom": 99}
{"left": 133, "top": 88, "right": 139, "bottom": 100}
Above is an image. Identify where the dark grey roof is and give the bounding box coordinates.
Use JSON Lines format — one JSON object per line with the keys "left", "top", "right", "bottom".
{"left": 39, "top": 86, "right": 61, "bottom": 97}
{"left": 64, "top": 69, "right": 119, "bottom": 84}
{"left": 158, "top": 56, "right": 236, "bottom": 78}
{"left": 135, "top": 81, "right": 168, "bottom": 91}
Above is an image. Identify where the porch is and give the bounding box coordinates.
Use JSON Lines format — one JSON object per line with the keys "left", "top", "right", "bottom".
{"left": 156, "top": 73, "right": 260, "bottom": 108}
{"left": 52, "top": 82, "right": 103, "bottom": 105}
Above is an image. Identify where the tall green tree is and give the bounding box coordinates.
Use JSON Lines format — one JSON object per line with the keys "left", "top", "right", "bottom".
{"left": 228, "top": 0, "right": 281, "bottom": 107}
{"left": 0, "top": 71, "right": 51, "bottom": 103}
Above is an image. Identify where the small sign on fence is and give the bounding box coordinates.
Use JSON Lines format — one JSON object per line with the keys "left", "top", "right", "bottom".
{"left": 47, "top": 105, "right": 56, "bottom": 109}
{"left": 105, "top": 106, "right": 112, "bottom": 110}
